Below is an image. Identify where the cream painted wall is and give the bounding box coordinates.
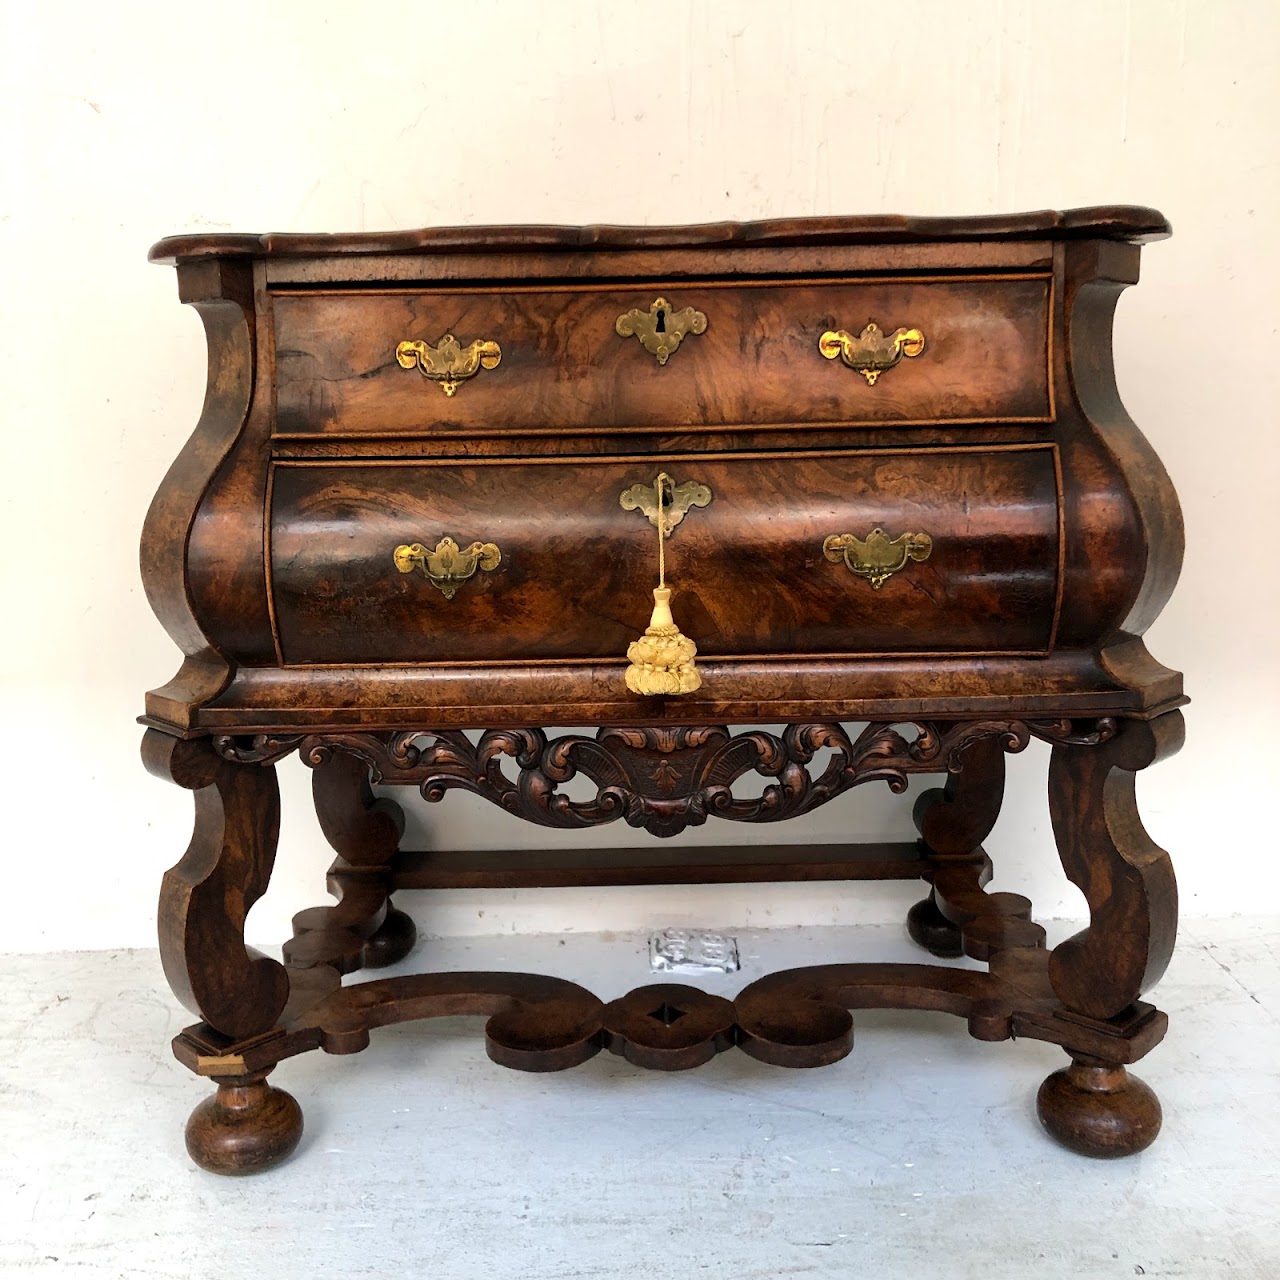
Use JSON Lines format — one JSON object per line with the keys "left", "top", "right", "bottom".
{"left": 1, "top": 0, "right": 1277, "bottom": 952}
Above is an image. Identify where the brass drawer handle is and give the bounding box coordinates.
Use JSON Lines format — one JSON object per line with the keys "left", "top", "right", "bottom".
{"left": 395, "top": 334, "right": 502, "bottom": 396}
{"left": 819, "top": 322, "right": 925, "bottom": 385}
{"left": 823, "top": 528, "right": 933, "bottom": 589}
{"left": 394, "top": 537, "right": 501, "bottom": 599}
{"left": 616, "top": 297, "right": 707, "bottom": 365}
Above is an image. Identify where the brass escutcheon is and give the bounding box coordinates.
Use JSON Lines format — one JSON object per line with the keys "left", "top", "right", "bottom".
{"left": 395, "top": 334, "right": 502, "bottom": 396}
{"left": 620, "top": 473, "right": 713, "bottom": 537}
{"left": 819, "top": 322, "right": 926, "bottom": 385}
{"left": 822, "top": 528, "right": 933, "bottom": 589}
{"left": 615, "top": 297, "right": 707, "bottom": 365}
{"left": 394, "top": 537, "right": 501, "bottom": 599}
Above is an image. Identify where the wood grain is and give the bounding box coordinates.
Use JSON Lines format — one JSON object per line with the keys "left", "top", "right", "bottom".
{"left": 271, "top": 277, "right": 1051, "bottom": 434}
{"left": 283, "top": 750, "right": 417, "bottom": 974}
{"left": 148, "top": 205, "right": 1172, "bottom": 264}
{"left": 143, "top": 731, "right": 289, "bottom": 1040}
{"left": 1047, "top": 711, "right": 1183, "bottom": 1018}
{"left": 267, "top": 446, "right": 1061, "bottom": 664}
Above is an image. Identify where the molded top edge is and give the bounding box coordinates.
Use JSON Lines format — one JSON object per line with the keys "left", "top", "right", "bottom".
{"left": 148, "top": 205, "right": 1171, "bottom": 264}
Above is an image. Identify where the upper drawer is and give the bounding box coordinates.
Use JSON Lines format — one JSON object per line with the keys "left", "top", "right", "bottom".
{"left": 271, "top": 275, "right": 1053, "bottom": 437}
{"left": 266, "top": 445, "right": 1061, "bottom": 666}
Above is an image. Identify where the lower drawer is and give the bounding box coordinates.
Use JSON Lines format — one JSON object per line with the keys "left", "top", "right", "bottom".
{"left": 267, "top": 446, "right": 1061, "bottom": 665}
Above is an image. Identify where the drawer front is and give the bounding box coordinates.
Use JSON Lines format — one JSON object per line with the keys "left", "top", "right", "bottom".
{"left": 271, "top": 277, "right": 1051, "bottom": 437}
{"left": 267, "top": 447, "right": 1061, "bottom": 665}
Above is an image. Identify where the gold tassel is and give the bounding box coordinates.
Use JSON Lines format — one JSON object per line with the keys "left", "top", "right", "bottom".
{"left": 625, "top": 474, "right": 702, "bottom": 696}
{"left": 626, "top": 586, "right": 701, "bottom": 696}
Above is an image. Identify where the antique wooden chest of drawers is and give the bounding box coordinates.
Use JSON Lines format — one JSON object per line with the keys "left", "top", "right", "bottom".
{"left": 141, "top": 207, "right": 1185, "bottom": 1173}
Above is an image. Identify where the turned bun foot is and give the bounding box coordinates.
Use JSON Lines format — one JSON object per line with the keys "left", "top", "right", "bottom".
{"left": 906, "top": 890, "right": 963, "bottom": 958}
{"left": 185, "top": 1072, "right": 303, "bottom": 1175}
{"left": 363, "top": 904, "right": 417, "bottom": 968}
{"left": 1036, "top": 1058, "right": 1162, "bottom": 1158}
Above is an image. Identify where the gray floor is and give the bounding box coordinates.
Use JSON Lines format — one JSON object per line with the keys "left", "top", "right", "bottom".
{"left": 1, "top": 918, "right": 1277, "bottom": 1279}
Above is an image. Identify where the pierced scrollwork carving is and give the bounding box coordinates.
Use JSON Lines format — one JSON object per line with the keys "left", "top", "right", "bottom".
{"left": 211, "top": 718, "right": 1118, "bottom": 839}
{"left": 297, "top": 732, "right": 424, "bottom": 777}
{"left": 212, "top": 732, "right": 424, "bottom": 778}
{"left": 1026, "top": 717, "right": 1119, "bottom": 747}
{"left": 897, "top": 721, "right": 1033, "bottom": 771}
{"left": 209, "top": 720, "right": 1118, "bottom": 836}
{"left": 212, "top": 734, "right": 306, "bottom": 767}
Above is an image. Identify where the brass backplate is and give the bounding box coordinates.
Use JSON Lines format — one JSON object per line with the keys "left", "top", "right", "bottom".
{"left": 615, "top": 297, "right": 708, "bottom": 365}
{"left": 823, "top": 528, "right": 933, "bottom": 589}
{"left": 819, "top": 323, "right": 925, "bottom": 385}
{"left": 394, "top": 536, "right": 502, "bottom": 599}
{"left": 395, "top": 334, "right": 502, "bottom": 396}
{"left": 620, "top": 473, "right": 713, "bottom": 537}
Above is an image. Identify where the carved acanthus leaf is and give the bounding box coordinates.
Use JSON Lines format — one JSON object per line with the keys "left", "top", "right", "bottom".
{"left": 209, "top": 719, "right": 1118, "bottom": 838}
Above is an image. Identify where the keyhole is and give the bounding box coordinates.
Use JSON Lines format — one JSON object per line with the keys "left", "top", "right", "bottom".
{"left": 654, "top": 308, "right": 666, "bottom": 333}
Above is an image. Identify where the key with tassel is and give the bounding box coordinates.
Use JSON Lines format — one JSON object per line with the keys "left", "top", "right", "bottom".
{"left": 622, "top": 472, "right": 706, "bottom": 696}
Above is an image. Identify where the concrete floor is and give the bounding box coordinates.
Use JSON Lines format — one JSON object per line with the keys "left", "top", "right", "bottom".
{"left": 1, "top": 918, "right": 1277, "bottom": 1279}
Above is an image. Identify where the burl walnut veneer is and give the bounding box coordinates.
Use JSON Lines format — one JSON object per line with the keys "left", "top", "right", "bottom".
{"left": 141, "top": 208, "right": 1185, "bottom": 1174}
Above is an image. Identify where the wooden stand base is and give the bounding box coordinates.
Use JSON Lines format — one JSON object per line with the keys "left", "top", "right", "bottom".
{"left": 174, "top": 946, "right": 1169, "bottom": 1174}
{"left": 148, "top": 714, "right": 1183, "bottom": 1174}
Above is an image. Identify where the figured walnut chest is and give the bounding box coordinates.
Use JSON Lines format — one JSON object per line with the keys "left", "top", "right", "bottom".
{"left": 143, "top": 207, "right": 1182, "bottom": 733}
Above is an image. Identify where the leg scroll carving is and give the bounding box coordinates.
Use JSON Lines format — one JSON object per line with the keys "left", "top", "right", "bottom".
{"left": 1031, "top": 712, "right": 1181, "bottom": 1156}
{"left": 908, "top": 737, "right": 1046, "bottom": 959}
{"left": 1047, "top": 711, "right": 1183, "bottom": 1020}
{"left": 285, "top": 750, "right": 417, "bottom": 974}
{"left": 292, "top": 971, "right": 605, "bottom": 1070}
{"left": 144, "top": 730, "right": 289, "bottom": 1041}
{"left": 913, "top": 735, "right": 1007, "bottom": 858}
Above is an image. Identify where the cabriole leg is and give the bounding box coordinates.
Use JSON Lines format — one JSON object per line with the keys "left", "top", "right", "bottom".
{"left": 143, "top": 729, "right": 299, "bottom": 1173}
{"left": 1036, "top": 712, "right": 1183, "bottom": 1157}
{"left": 144, "top": 730, "right": 290, "bottom": 1040}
